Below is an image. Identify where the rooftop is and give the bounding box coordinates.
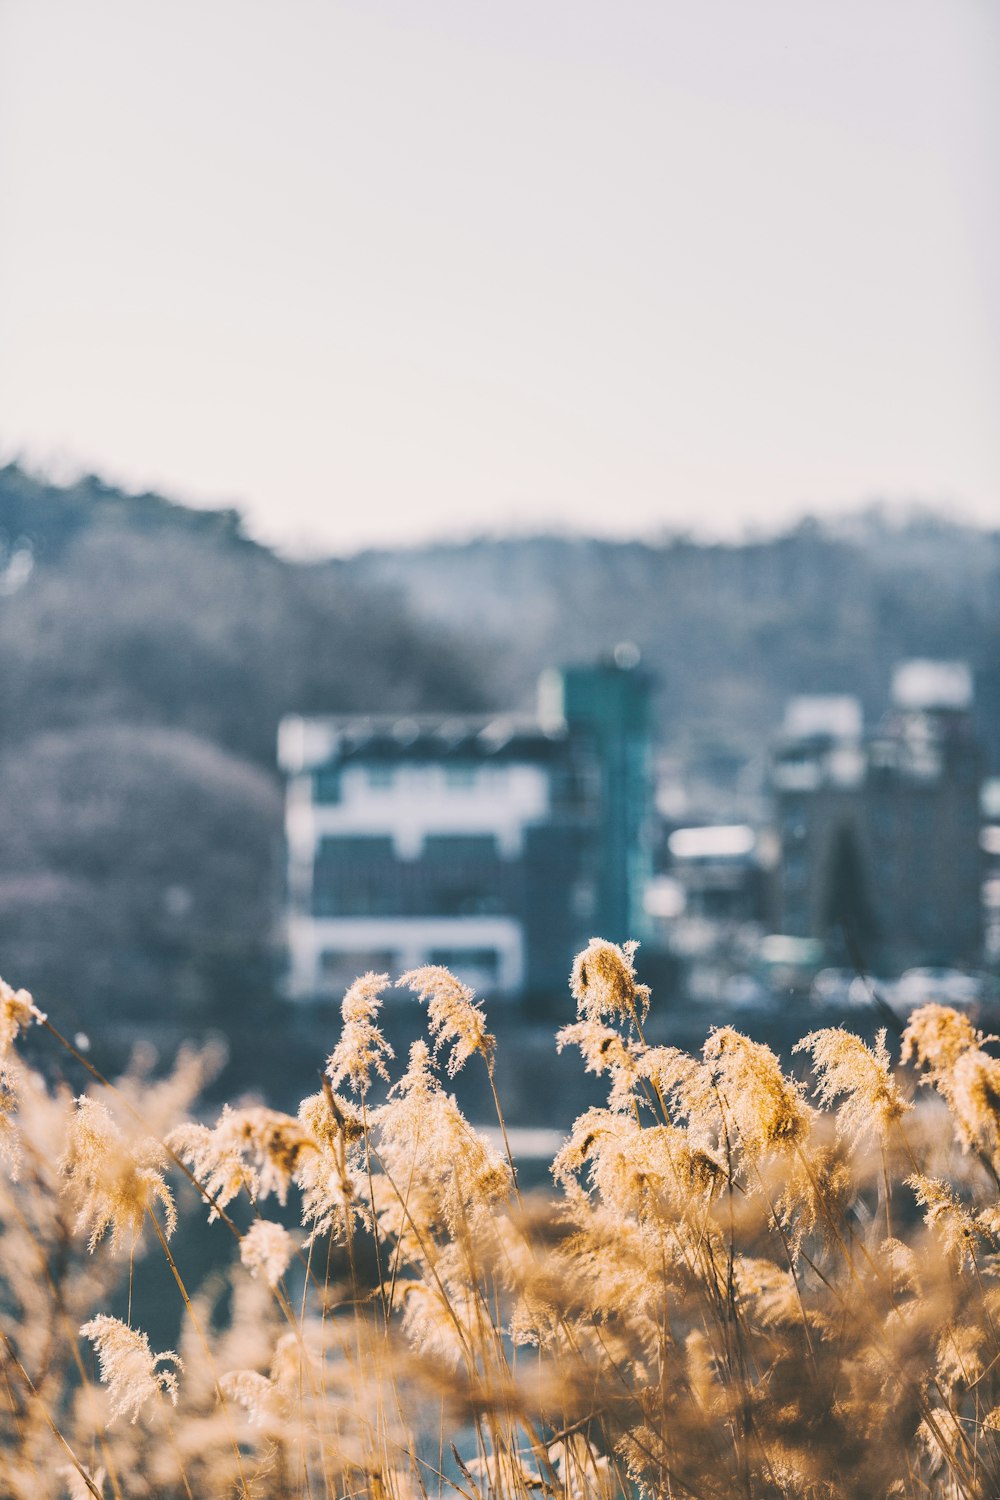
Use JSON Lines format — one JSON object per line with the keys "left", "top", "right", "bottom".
{"left": 278, "top": 711, "right": 569, "bottom": 774}
{"left": 668, "top": 825, "right": 756, "bottom": 860}
{"left": 782, "top": 695, "right": 863, "bottom": 741}
{"left": 892, "top": 660, "right": 973, "bottom": 712}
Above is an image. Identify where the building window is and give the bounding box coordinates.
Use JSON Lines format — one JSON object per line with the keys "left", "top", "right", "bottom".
{"left": 437, "top": 888, "right": 506, "bottom": 916}
{"left": 313, "top": 836, "right": 396, "bottom": 917}
{"left": 320, "top": 949, "right": 395, "bottom": 991}
{"left": 313, "top": 767, "right": 341, "bottom": 804}
{"left": 317, "top": 835, "right": 395, "bottom": 861}
{"left": 870, "top": 802, "right": 894, "bottom": 839}
{"left": 570, "top": 879, "right": 597, "bottom": 918}
{"left": 445, "top": 763, "right": 478, "bottom": 790}
{"left": 427, "top": 948, "right": 499, "bottom": 977}
{"left": 365, "top": 764, "right": 395, "bottom": 790}
{"left": 552, "top": 764, "right": 599, "bottom": 812}
{"left": 422, "top": 834, "right": 499, "bottom": 861}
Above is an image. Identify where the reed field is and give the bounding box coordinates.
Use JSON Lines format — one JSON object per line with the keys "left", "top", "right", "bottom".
{"left": 2, "top": 939, "right": 1000, "bottom": 1499}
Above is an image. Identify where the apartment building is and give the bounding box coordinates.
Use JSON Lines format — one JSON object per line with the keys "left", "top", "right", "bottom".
{"left": 771, "top": 661, "right": 983, "bottom": 967}
{"left": 279, "top": 656, "right": 654, "bottom": 999}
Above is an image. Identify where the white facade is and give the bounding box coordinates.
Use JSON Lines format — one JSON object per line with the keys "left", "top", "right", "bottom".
{"left": 774, "top": 695, "right": 866, "bottom": 791}
{"left": 892, "top": 660, "right": 973, "bottom": 713}
{"left": 782, "top": 695, "right": 863, "bottom": 741}
{"left": 286, "top": 759, "right": 551, "bottom": 862}
{"left": 280, "top": 714, "right": 556, "bottom": 1000}
{"left": 287, "top": 915, "right": 525, "bottom": 997}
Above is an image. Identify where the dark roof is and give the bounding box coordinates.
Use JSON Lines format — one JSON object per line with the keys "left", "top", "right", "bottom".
{"left": 302, "top": 713, "right": 572, "bottom": 768}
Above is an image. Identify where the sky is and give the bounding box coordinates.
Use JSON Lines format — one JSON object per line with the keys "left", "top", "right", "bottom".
{"left": 1, "top": 0, "right": 997, "bottom": 555}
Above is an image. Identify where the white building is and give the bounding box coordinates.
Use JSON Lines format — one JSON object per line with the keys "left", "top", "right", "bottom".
{"left": 279, "top": 713, "right": 563, "bottom": 998}
{"left": 278, "top": 659, "right": 655, "bottom": 1002}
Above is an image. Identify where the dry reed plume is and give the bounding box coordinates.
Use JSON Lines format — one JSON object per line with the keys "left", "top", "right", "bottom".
{"left": 0, "top": 944, "right": 999, "bottom": 1498}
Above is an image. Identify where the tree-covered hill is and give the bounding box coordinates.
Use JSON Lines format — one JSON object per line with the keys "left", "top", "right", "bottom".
{"left": 0, "top": 467, "right": 487, "bottom": 766}
{"left": 0, "top": 466, "right": 488, "bottom": 1023}
{"left": 341, "top": 513, "right": 1000, "bottom": 772}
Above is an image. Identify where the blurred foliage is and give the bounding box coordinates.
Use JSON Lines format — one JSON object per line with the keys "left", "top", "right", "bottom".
{"left": 345, "top": 512, "right": 1000, "bottom": 770}
{"left": 0, "top": 466, "right": 488, "bottom": 1026}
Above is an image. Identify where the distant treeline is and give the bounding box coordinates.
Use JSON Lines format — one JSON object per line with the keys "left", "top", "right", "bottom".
{"left": 0, "top": 466, "right": 487, "bottom": 1026}
{"left": 1, "top": 464, "right": 997, "bottom": 1028}
{"left": 342, "top": 516, "right": 1000, "bottom": 773}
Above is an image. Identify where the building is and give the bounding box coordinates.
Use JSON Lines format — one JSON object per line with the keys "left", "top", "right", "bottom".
{"left": 982, "top": 779, "right": 1000, "bottom": 963}
{"left": 279, "top": 655, "right": 654, "bottom": 1000}
{"left": 663, "top": 824, "right": 769, "bottom": 926}
{"left": 771, "top": 661, "right": 983, "bottom": 968}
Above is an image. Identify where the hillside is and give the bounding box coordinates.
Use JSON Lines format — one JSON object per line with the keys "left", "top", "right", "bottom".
{"left": 0, "top": 466, "right": 489, "bottom": 1025}
{"left": 341, "top": 513, "right": 1000, "bottom": 771}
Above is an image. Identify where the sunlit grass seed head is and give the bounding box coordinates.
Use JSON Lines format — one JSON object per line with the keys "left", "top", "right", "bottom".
{"left": 702, "top": 1027, "right": 810, "bottom": 1162}
{"left": 326, "top": 969, "right": 393, "bottom": 1094}
{"left": 79, "top": 1315, "right": 181, "bottom": 1424}
{"left": 555, "top": 1020, "right": 640, "bottom": 1114}
{"left": 906, "top": 1174, "right": 992, "bottom": 1268}
{"left": 935, "top": 1318, "right": 988, "bottom": 1393}
{"left": 296, "top": 1088, "right": 365, "bottom": 1241}
{"left": 377, "top": 1040, "right": 512, "bottom": 1232}
{"left": 0, "top": 975, "right": 45, "bottom": 1176}
{"left": 240, "top": 1218, "right": 296, "bottom": 1289}
{"left": 570, "top": 938, "right": 651, "bottom": 1026}
{"left": 773, "top": 1135, "right": 854, "bottom": 1254}
{"left": 0, "top": 1093, "right": 18, "bottom": 1177}
{"left": 901, "top": 1003, "right": 983, "bottom": 1078}
{"left": 0, "top": 976, "right": 44, "bottom": 1068}
{"left": 397, "top": 1262, "right": 481, "bottom": 1365}
{"left": 794, "top": 1027, "right": 911, "bottom": 1146}
{"left": 60, "top": 1095, "right": 176, "bottom": 1252}
{"left": 948, "top": 1046, "right": 1000, "bottom": 1155}
{"left": 396, "top": 965, "right": 495, "bottom": 1077}
{"left": 169, "top": 1104, "right": 316, "bottom": 1219}
{"left": 901, "top": 1005, "right": 1000, "bottom": 1159}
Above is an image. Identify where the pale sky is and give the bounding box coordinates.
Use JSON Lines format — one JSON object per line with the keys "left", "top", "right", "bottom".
{"left": 1, "top": 0, "right": 997, "bottom": 554}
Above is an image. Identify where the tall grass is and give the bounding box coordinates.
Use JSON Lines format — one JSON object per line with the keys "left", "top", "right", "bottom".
{"left": 2, "top": 941, "right": 1000, "bottom": 1498}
